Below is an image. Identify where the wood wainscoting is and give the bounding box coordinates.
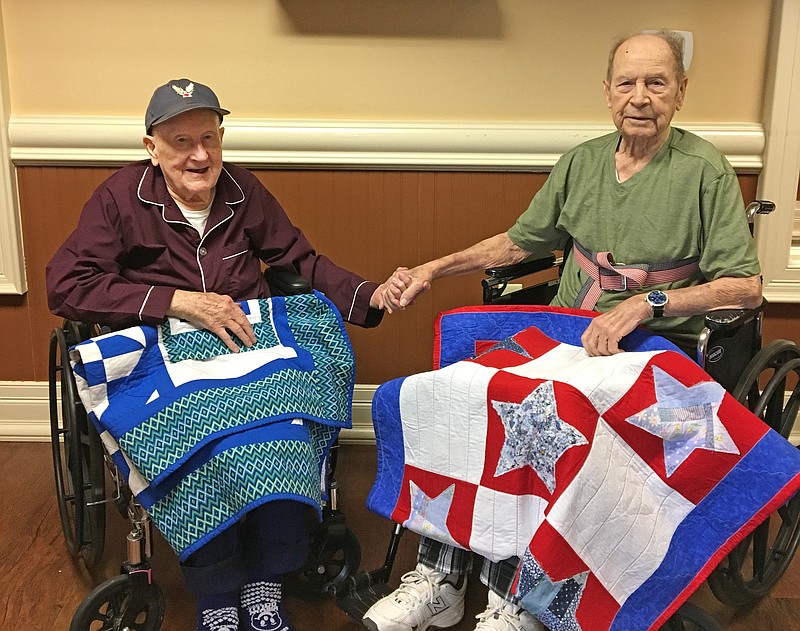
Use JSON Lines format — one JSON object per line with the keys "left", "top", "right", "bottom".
{"left": 1, "top": 167, "right": 767, "bottom": 386}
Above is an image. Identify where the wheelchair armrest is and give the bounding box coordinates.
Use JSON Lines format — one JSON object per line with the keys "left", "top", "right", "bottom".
{"left": 263, "top": 266, "right": 312, "bottom": 296}
{"left": 699, "top": 301, "right": 766, "bottom": 392}
{"left": 703, "top": 301, "right": 765, "bottom": 332}
{"left": 482, "top": 255, "right": 561, "bottom": 305}
{"left": 484, "top": 255, "right": 558, "bottom": 280}
{"left": 60, "top": 319, "right": 101, "bottom": 345}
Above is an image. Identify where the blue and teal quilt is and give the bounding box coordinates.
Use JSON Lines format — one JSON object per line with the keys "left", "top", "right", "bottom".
{"left": 69, "top": 291, "right": 355, "bottom": 560}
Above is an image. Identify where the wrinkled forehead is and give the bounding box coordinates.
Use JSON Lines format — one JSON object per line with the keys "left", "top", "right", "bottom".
{"left": 611, "top": 35, "right": 677, "bottom": 78}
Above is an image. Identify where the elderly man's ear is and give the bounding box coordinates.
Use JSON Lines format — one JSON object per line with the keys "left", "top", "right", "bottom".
{"left": 675, "top": 77, "right": 689, "bottom": 111}
{"left": 143, "top": 135, "right": 158, "bottom": 166}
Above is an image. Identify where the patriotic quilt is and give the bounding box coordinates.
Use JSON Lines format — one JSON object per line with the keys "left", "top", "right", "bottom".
{"left": 69, "top": 291, "right": 355, "bottom": 560}
{"left": 367, "top": 305, "right": 800, "bottom": 631}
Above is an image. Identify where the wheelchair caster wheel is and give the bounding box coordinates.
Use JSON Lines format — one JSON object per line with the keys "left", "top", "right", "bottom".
{"left": 707, "top": 340, "right": 800, "bottom": 606}
{"left": 70, "top": 573, "right": 165, "bottom": 631}
{"left": 49, "top": 323, "right": 106, "bottom": 568}
{"left": 286, "top": 526, "right": 361, "bottom": 599}
{"left": 660, "top": 602, "right": 721, "bottom": 631}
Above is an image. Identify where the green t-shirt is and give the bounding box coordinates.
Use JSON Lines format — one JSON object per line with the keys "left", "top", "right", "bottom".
{"left": 507, "top": 127, "right": 760, "bottom": 348}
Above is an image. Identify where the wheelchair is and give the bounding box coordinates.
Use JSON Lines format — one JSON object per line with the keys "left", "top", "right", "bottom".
{"left": 48, "top": 267, "right": 362, "bottom": 631}
{"left": 336, "top": 200, "right": 800, "bottom": 631}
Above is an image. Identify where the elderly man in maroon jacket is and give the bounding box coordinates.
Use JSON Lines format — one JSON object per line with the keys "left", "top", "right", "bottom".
{"left": 48, "top": 79, "right": 388, "bottom": 352}
{"left": 47, "top": 79, "right": 390, "bottom": 631}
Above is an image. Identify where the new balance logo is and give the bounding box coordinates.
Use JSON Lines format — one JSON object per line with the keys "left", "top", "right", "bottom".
{"left": 427, "top": 596, "right": 449, "bottom": 615}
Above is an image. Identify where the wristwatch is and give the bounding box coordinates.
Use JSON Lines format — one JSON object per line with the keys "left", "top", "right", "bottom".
{"left": 645, "top": 290, "right": 668, "bottom": 318}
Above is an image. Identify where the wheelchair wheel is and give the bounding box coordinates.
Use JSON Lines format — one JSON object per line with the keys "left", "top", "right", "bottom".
{"left": 70, "top": 573, "right": 165, "bottom": 631}
{"left": 49, "top": 322, "right": 106, "bottom": 567}
{"left": 707, "top": 340, "right": 800, "bottom": 606}
{"left": 286, "top": 525, "right": 361, "bottom": 599}
{"left": 659, "top": 603, "right": 721, "bottom": 631}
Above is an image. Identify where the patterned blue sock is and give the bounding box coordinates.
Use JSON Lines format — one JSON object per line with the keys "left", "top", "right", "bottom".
{"left": 240, "top": 580, "right": 295, "bottom": 631}
{"left": 195, "top": 590, "right": 239, "bottom": 631}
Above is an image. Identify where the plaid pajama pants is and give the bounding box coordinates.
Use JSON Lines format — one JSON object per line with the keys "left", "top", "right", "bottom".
{"left": 417, "top": 536, "right": 519, "bottom": 601}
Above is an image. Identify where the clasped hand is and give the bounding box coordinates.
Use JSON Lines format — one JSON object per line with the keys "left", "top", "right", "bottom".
{"left": 375, "top": 266, "right": 432, "bottom": 314}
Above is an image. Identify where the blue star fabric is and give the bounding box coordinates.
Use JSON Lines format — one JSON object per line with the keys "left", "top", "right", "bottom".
{"left": 402, "top": 480, "right": 460, "bottom": 546}
{"left": 492, "top": 380, "right": 588, "bottom": 492}
{"left": 626, "top": 366, "right": 738, "bottom": 476}
{"left": 478, "top": 337, "right": 533, "bottom": 360}
{"left": 517, "top": 549, "right": 587, "bottom": 631}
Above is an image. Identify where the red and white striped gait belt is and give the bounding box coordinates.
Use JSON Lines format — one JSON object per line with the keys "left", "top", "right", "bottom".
{"left": 572, "top": 240, "right": 701, "bottom": 310}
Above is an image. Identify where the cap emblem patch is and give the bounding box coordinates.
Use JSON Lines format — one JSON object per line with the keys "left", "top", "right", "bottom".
{"left": 171, "top": 82, "right": 195, "bottom": 98}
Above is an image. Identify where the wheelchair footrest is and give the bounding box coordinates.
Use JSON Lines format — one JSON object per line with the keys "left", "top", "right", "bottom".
{"left": 334, "top": 571, "right": 392, "bottom": 625}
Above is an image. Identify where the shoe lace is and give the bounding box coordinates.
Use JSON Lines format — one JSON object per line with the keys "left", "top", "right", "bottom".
{"left": 390, "top": 569, "right": 441, "bottom": 607}
{"left": 475, "top": 601, "right": 524, "bottom": 630}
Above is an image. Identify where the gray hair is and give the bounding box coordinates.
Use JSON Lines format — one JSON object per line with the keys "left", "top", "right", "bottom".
{"left": 606, "top": 30, "right": 686, "bottom": 82}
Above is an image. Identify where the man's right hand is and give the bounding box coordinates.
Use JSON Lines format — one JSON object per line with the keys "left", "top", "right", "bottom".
{"left": 382, "top": 266, "right": 432, "bottom": 312}
{"left": 166, "top": 289, "right": 256, "bottom": 353}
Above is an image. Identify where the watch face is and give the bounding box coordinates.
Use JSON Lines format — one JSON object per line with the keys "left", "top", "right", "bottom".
{"left": 648, "top": 290, "right": 668, "bottom": 307}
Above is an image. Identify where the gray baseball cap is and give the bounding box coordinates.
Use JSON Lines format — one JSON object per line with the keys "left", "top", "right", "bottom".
{"left": 145, "top": 79, "right": 230, "bottom": 134}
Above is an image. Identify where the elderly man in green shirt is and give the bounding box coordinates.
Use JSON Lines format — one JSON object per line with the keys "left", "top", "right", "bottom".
{"left": 381, "top": 32, "right": 760, "bottom": 359}
{"left": 365, "top": 30, "right": 761, "bottom": 631}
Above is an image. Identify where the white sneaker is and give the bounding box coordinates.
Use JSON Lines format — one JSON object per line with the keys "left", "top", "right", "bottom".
{"left": 362, "top": 563, "right": 466, "bottom": 631}
{"left": 473, "top": 591, "right": 543, "bottom": 631}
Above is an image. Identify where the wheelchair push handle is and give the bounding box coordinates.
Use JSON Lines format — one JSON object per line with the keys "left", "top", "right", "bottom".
{"left": 746, "top": 199, "right": 775, "bottom": 222}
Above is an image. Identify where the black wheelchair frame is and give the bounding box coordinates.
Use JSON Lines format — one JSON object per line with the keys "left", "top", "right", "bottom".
{"left": 49, "top": 267, "right": 362, "bottom": 631}
{"left": 334, "top": 201, "right": 800, "bottom": 631}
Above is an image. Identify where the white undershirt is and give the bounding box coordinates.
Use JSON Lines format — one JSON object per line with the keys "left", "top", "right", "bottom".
{"left": 176, "top": 191, "right": 215, "bottom": 235}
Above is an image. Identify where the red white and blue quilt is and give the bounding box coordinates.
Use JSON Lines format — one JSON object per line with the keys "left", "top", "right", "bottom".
{"left": 367, "top": 305, "right": 800, "bottom": 631}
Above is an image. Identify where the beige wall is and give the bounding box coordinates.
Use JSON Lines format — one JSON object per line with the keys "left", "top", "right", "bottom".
{"left": 2, "top": 0, "right": 770, "bottom": 123}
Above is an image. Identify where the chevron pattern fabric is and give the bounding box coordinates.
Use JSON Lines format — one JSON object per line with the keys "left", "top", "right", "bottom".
{"left": 123, "top": 368, "right": 335, "bottom": 483}
{"left": 285, "top": 293, "right": 356, "bottom": 418}
{"left": 149, "top": 438, "right": 321, "bottom": 556}
{"left": 308, "top": 419, "right": 339, "bottom": 465}
{"left": 161, "top": 298, "right": 280, "bottom": 362}
{"left": 69, "top": 292, "right": 354, "bottom": 559}
{"left": 111, "top": 293, "right": 355, "bottom": 485}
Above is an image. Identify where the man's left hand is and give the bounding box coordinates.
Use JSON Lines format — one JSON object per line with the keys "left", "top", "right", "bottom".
{"left": 581, "top": 295, "right": 650, "bottom": 356}
{"left": 167, "top": 289, "right": 256, "bottom": 353}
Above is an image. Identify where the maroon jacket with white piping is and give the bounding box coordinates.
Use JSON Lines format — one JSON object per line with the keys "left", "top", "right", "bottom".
{"left": 46, "top": 160, "right": 381, "bottom": 328}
